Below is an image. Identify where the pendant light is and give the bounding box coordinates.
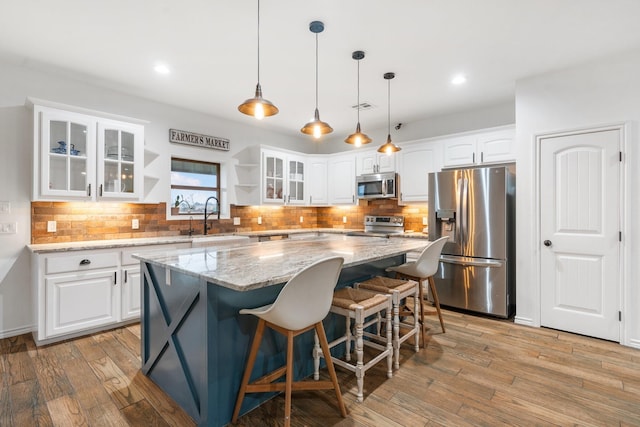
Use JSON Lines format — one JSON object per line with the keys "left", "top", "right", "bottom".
{"left": 301, "top": 21, "right": 333, "bottom": 139}
{"left": 345, "top": 51, "right": 371, "bottom": 147}
{"left": 377, "top": 72, "right": 401, "bottom": 154}
{"left": 238, "top": 0, "right": 278, "bottom": 120}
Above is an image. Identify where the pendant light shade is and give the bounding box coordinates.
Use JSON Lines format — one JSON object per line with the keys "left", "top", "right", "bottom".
{"left": 345, "top": 50, "right": 371, "bottom": 147}
{"left": 301, "top": 21, "right": 333, "bottom": 139}
{"left": 238, "top": 0, "right": 278, "bottom": 119}
{"left": 377, "top": 72, "right": 401, "bottom": 154}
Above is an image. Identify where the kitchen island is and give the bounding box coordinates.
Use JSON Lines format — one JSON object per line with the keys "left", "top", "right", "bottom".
{"left": 134, "top": 234, "right": 428, "bottom": 426}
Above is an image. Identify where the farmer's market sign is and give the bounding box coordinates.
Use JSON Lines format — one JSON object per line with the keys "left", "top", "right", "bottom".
{"left": 169, "top": 129, "right": 230, "bottom": 151}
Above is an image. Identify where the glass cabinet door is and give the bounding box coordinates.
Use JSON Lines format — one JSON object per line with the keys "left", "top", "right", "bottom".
{"left": 288, "top": 159, "right": 305, "bottom": 203}
{"left": 41, "top": 111, "right": 94, "bottom": 198}
{"left": 98, "top": 121, "right": 141, "bottom": 199}
{"left": 263, "top": 155, "right": 284, "bottom": 203}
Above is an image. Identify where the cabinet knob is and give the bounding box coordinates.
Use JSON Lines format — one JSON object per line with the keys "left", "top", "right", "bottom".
{"left": 79, "top": 259, "right": 91, "bottom": 265}
{"left": 543, "top": 240, "right": 552, "bottom": 247}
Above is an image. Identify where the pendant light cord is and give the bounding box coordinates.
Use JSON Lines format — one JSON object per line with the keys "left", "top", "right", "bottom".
{"left": 356, "top": 59, "right": 360, "bottom": 122}
{"left": 315, "top": 33, "right": 319, "bottom": 110}
{"left": 387, "top": 78, "right": 391, "bottom": 135}
{"left": 257, "top": 0, "right": 260, "bottom": 83}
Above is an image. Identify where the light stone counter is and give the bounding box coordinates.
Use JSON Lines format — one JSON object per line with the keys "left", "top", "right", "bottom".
{"left": 134, "top": 234, "right": 428, "bottom": 292}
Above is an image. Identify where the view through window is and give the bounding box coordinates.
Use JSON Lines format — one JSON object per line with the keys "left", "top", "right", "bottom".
{"left": 170, "top": 158, "right": 220, "bottom": 215}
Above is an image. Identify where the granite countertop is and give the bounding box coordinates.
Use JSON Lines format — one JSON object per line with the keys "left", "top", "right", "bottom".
{"left": 133, "top": 234, "right": 429, "bottom": 292}
{"left": 234, "top": 228, "right": 359, "bottom": 237}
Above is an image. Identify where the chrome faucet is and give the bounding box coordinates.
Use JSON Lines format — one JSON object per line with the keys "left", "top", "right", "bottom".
{"left": 203, "top": 196, "right": 220, "bottom": 235}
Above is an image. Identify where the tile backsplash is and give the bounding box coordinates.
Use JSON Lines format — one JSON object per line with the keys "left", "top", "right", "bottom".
{"left": 31, "top": 200, "right": 428, "bottom": 244}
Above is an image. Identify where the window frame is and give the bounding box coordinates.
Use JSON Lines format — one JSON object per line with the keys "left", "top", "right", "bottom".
{"left": 170, "top": 157, "right": 221, "bottom": 216}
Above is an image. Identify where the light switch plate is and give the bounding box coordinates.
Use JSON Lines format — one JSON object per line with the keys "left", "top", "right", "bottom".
{"left": 0, "top": 201, "right": 10, "bottom": 214}
{"left": 343, "top": 216, "right": 347, "bottom": 223}
{"left": 0, "top": 222, "right": 17, "bottom": 234}
{"left": 422, "top": 217, "right": 428, "bottom": 225}
{"left": 299, "top": 216, "right": 304, "bottom": 223}
{"left": 257, "top": 216, "right": 262, "bottom": 225}
{"left": 132, "top": 219, "right": 139, "bottom": 229}
{"left": 47, "top": 220, "right": 57, "bottom": 232}
{"left": 233, "top": 217, "right": 241, "bottom": 225}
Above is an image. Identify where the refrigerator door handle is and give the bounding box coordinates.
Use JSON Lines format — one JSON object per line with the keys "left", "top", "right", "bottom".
{"left": 456, "top": 178, "right": 463, "bottom": 243}
{"left": 440, "top": 255, "right": 504, "bottom": 268}
{"left": 461, "top": 177, "right": 469, "bottom": 248}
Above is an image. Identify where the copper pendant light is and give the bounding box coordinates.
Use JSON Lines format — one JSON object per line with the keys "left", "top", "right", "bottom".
{"left": 238, "top": 0, "right": 278, "bottom": 119}
{"left": 377, "top": 72, "right": 401, "bottom": 154}
{"left": 301, "top": 21, "right": 333, "bottom": 139}
{"left": 345, "top": 51, "right": 371, "bottom": 147}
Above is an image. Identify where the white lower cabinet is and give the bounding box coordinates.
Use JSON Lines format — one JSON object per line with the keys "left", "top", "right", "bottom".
{"left": 33, "top": 242, "right": 189, "bottom": 344}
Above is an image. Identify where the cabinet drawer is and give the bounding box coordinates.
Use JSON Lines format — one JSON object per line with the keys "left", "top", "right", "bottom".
{"left": 45, "top": 252, "right": 119, "bottom": 275}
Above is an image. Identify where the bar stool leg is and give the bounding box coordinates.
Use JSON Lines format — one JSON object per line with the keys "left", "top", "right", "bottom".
{"left": 412, "top": 280, "right": 420, "bottom": 352}
{"left": 232, "top": 318, "right": 266, "bottom": 423}
{"left": 313, "top": 330, "right": 321, "bottom": 380}
{"left": 354, "top": 307, "right": 365, "bottom": 403}
{"left": 384, "top": 300, "right": 393, "bottom": 378}
{"left": 315, "top": 322, "right": 348, "bottom": 417}
{"left": 391, "top": 291, "right": 400, "bottom": 370}
{"left": 344, "top": 315, "right": 352, "bottom": 362}
{"left": 284, "top": 331, "right": 294, "bottom": 427}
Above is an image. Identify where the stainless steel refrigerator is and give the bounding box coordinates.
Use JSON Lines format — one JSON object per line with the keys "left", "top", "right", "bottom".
{"left": 428, "top": 165, "right": 515, "bottom": 318}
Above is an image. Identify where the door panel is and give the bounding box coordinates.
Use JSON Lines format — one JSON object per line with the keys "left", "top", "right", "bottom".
{"left": 540, "top": 128, "right": 620, "bottom": 341}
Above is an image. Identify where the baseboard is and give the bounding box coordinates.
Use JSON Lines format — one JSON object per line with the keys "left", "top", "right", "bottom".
{"left": 514, "top": 315, "right": 536, "bottom": 327}
{"left": 627, "top": 338, "right": 640, "bottom": 349}
{"left": 0, "top": 324, "right": 34, "bottom": 340}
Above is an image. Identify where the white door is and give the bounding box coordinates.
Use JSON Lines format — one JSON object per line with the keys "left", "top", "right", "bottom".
{"left": 540, "top": 127, "right": 621, "bottom": 341}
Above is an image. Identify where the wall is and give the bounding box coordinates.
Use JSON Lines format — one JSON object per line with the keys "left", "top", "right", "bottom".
{"left": 316, "top": 101, "right": 515, "bottom": 154}
{"left": 514, "top": 48, "right": 640, "bottom": 348}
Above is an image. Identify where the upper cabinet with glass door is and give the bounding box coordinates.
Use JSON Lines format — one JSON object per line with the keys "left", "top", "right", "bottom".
{"left": 261, "top": 149, "right": 306, "bottom": 205}
{"left": 32, "top": 101, "right": 145, "bottom": 201}
{"left": 98, "top": 120, "right": 144, "bottom": 200}
{"left": 37, "top": 108, "right": 96, "bottom": 199}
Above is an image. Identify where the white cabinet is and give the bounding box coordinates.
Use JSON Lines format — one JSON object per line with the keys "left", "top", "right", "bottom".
{"left": 32, "top": 101, "right": 145, "bottom": 201}
{"left": 356, "top": 149, "right": 396, "bottom": 175}
{"left": 328, "top": 153, "right": 357, "bottom": 205}
{"left": 32, "top": 242, "right": 189, "bottom": 344}
{"left": 442, "top": 126, "right": 515, "bottom": 168}
{"left": 262, "top": 149, "right": 306, "bottom": 205}
{"left": 397, "top": 140, "right": 442, "bottom": 204}
{"left": 307, "top": 156, "right": 328, "bottom": 205}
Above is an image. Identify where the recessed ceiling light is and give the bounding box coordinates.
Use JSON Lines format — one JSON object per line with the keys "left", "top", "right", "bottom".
{"left": 154, "top": 64, "right": 170, "bottom": 75}
{"left": 451, "top": 74, "right": 467, "bottom": 85}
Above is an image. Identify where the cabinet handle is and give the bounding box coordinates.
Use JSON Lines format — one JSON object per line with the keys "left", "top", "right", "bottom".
{"left": 124, "top": 270, "right": 128, "bottom": 283}
{"left": 309, "top": 196, "right": 312, "bottom": 204}
{"left": 79, "top": 259, "right": 91, "bottom": 265}
{"left": 481, "top": 152, "right": 484, "bottom": 163}
{"left": 472, "top": 152, "right": 476, "bottom": 164}
{"left": 114, "top": 272, "right": 117, "bottom": 284}
{"left": 352, "top": 195, "right": 355, "bottom": 203}
{"left": 87, "top": 184, "right": 91, "bottom": 197}
{"left": 99, "top": 184, "right": 103, "bottom": 197}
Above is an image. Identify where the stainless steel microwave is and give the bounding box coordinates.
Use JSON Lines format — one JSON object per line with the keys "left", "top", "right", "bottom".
{"left": 356, "top": 172, "right": 397, "bottom": 199}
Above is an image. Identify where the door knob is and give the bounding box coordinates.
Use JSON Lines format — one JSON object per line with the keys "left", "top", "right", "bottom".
{"left": 543, "top": 240, "right": 552, "bottom": 247}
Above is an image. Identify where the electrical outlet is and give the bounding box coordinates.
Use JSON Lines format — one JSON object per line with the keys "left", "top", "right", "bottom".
{"left": 0, "top": 222, "right": 17, "bottom": 234}
{"left": 47, "top": 220, "right": 57, "bottom": 232}
{"left": 299, "top": 216, "right": 304, "bottom": 223}
{"left": 233, "top": 217, "right": 241, "bottom": 225}
{"left": 132, "top": 219, "right": 139, "bottom": 229}
{"left": 343, "top": 216, "right": 347, "bottom": 223}
{"left": 422, "top": 217, "right": 428, "bottom": 226}
{"left": 0, "top": 201, "right": 10, "bottom": 214}
{"left": 257, "top": 216, "right": 262, "bottom": 225}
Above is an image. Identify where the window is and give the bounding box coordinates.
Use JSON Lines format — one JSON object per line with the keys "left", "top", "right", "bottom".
{"left": 171, "top": 158, "right": 220, "bottom": 215}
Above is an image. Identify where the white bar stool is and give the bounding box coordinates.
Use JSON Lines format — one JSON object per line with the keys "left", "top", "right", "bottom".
{"left": 314, "top": 287, "right": 393, "bottom": 403}
{"left": 232, "top": 257, "right": 347, "bottom": 427}
{"left": 356, "top": 276, "right": 420, "bottom": 369}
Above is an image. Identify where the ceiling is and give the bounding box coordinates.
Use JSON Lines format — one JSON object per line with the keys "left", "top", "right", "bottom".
{"left": 3, "top": 0, "right": 640, "bottom": 139}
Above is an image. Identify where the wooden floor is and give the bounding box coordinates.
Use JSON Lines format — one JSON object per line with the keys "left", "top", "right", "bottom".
{"left": 2, "top": 309, "right": 640, "bottom": 426}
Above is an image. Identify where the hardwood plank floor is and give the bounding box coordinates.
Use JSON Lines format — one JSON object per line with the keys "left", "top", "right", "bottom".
{"left": 1, "top": 309, "right": 639, "bottom": 426}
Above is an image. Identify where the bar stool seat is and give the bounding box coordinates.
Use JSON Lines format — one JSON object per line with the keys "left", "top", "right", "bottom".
{"left": 356, "top": 276, "right": 420, "bottom": 368}
{"left": 232, "top": 257, "right": 347, "bottom": 427}
{"left": 314, "top": 287, "right": 393, "bottom": 403}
